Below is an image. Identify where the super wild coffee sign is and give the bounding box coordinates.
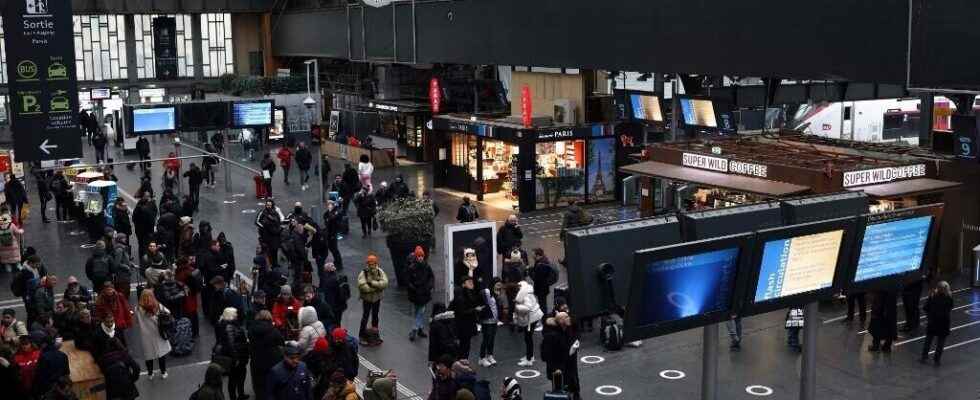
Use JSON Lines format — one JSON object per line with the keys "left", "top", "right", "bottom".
{"left": 842, "top": 164, "right": 927, "bottom": 188}
{"left": 3, "top": 0, "right": 82, "bottom": 162}
{"left": 682, "top": 152, "right": 769, "bottom": 178}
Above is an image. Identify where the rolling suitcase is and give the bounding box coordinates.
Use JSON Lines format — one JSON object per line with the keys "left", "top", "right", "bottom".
{"left": 543, "top": 370, "right": 571, "bottom": 400}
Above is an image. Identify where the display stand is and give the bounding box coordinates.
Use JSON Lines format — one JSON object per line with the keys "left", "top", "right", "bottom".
{"left": 701, "top": 324, "right": 718, "bottom": 400}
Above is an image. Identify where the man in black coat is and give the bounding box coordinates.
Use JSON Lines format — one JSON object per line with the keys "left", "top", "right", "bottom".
{"left": 529, "top": 248, "right": 556, "bottom": 317}
{"left": 34, "top": 171, "right": 52, "bottom": 223}
{"left": 50, "top": 170, "right": 72, "bottom": 222}
{"left": 4, "top": 174, "right": 27, "bottom": 223}
{"left": 406, "top": 247, "right": 434, "bottom": 341}
{"left": 248, "top": 310, "right": 285, "bottom": 400}
{"left": 182, "top": 163, "right": 204, "bottom": 206}
{"left": 136, "top": 136, "right": 151, "bottom": 172}
{"left": 868, "top": 290, "right": 899, "bottom": 352}
{"left": 317, "top": 262, "right": 348, "bottom": 325}
{"left": 255, "top": 200, "right": 283, "bottom": 269}
{"left": 295, "top": 142, "right": 313, "bottom": 191}
{"left": 111, "top": 199, "right": 132, "bottom": 244}
{"left": 32, "top": 336, "right": 70, "bottom": 399}
{"left": 496, "top": 215, "right": 523, "bottom": 256}
{"left": 132, "top": 197, "right": 158, "bottom": 259}
{"left": 322, "top": 202, "right": 344, "bottom": 270}
{"left": 450, "top": 278, "right": 481, "bottom": 360}
{"left": 540, "top": 312, "right": 580, "bottom": 398}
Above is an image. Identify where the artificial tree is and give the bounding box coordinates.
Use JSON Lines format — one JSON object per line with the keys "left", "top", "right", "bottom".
{"left": 377, "top": 197, "right": 436, "bottom": 288}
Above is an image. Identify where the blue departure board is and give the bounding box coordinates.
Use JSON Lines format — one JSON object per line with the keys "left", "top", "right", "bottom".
{"left": 232, "top": 101, "right": 273, "bottom": 127}
{"left": 637, "top": 247, "right": 739, "bottom": 326}
{"left": 754, "top": 230, "right": 844, "bottom": 302}
{"left": 854, "top": 216, "right": 932, "bottom": 282}
{"left": 133, "top": 107, "right": 176, "bottom": 133}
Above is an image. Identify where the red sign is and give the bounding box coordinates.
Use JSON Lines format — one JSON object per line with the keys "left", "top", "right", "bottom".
{"left": 521, "top": 85, "right": 532, "bottom": 128}
{"left": 0, "top": 154, "right": 9, "bottom": 174}
{"left": 429, "top": 78, "right": 441, "bottom": 114}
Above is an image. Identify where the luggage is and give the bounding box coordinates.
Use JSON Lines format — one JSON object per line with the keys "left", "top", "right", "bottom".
{"left": 360, "top": 327, "right": 383, "bottom": 347}
{"left": 169, "top": 317, "right": 196, "bottom": 356}
{"left": 600, "top": 316, "right": 624, "bottom": 351}
{"left": 543, "top": 370, "right": 571, "bottom": 400}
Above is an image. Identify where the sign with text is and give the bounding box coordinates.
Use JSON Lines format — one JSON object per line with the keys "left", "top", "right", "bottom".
{"left": 429, "top": 78, "right": 441, "bottom": 114}
{"left": 842, "top": 164, "right": 927, "bottom": 188}
{"left": 521, "top": 85, "right": 532, "bottom": 128}
{"left": 682, "top": 153, "right": 769, "bottom": 178}
{"left": 153, "top": 17, "right": 178, "bottom": 80}
{"left": 3, "top": 0, "right": 82, "bottom": 162}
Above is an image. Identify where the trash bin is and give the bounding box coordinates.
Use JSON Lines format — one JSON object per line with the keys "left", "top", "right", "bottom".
{"left": 973, "top": 245, "right": 980, "bottom": 287}
{"left": 254, "top": 175, "right": 267, "bottom": 199}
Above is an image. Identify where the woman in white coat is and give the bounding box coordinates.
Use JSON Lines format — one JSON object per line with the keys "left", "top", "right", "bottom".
{"left": 513, "top": 280, "right": 543, "bottom": 367}
{"left": 297, "top": 306, "right": 327, "bottom": 356}
{"left": 136, "top": 288, "right": 172, "bottom": 379}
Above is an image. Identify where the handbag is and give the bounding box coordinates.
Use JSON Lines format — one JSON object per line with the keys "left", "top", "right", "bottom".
{"left": 157, "top": 309, "right": 174, "bottom": 340}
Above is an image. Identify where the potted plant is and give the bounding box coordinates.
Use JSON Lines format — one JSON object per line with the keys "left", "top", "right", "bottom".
{"left": 377, "top": 197, "right": 436, "bottom": 288}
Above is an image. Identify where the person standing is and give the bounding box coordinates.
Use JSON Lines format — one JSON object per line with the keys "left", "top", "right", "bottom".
{"left": 112, "top": 198, "right": 133, "bottom": 244}
{"left": 406, "top": 246, "right": 434, "bottom": 341}
{"left": 34, "top": 171, "right": 52, "bottom": 224}
{"left": 183, "top": 163, "right": 204, "bottom": 207}
{"left": 216, "top": 307, "right": 251, "bottom": 400}
{"left": 513, "top": 280, "right": 543, "bottom": 367}
{"left": 203, "top": 144, "right": 220, "bottom": 188}
{"left": 261, "top": 153, "right": 277, "bottom": 198}
{"left": 456, "top": 197, "right": 478, "bottom": 223}
{"left": 901, "top": 275, "right": 926, "bottom": 333}
{"left": 136, "top": 289, "right": 171, "bottom": 380}
{"left": 50, "top": 171, "right": 71, "bottom": 222}
{"left": 922, "top": 281, "right": 954, "bottom": 366}
{"left": 136, "top": 136, "right": 151, "bottom": 172}
{"left": 496, "top": 215, "right": 523, "bottom": 257}
{"left": 317, "top": 262, "right": 347, "bottom": 328}
{"left": 540, "top": 312, "right": 580, "bottom": 400}
{"left": 93, "top": 128, "right": 108, "bottom": 164}
{"left": 256, "top": 200, "right": 284, "bottom": 269}
{"left": 132, "top": 197, "right": 158, "bottom": 259}
{"left": 249, "top": 310, "right": 284, "bottom": 400}
{"left": 451, "top": 277, "right": 480, "bottom": 361}
{"left": 95, "top": 283, "right": 133, "bottom": 342}
{"left": 560, "top": 200, "right": 592, "bottom": 241}
{"left": 478, "top": 279, "right": 504, "bottom": 367}
{"left": 844, "top": 290, "right": 867, "bottom": 324}
{"left": 357, "top": 255, "right": 388, "bottom": 341}
{"left": 340, "top": 164, "right": 360, "bottom": 212}
{"left": 529, "top": 248, "right": 556, "bottom": 317}
{"left": 266, "top": 341, "right": 314, "bottom": 400}
{"left": 277, "top": 145, "right": 294, "bottom": 187}
{"left": 0, "top": 213, "right": 24, "bottom": 273}
{"left": 353, "top": 187, "right": 377, "bottom": 238}
{"left": 322, "top": 201, "right": 344, "bottom": 269}
{"left": 868, "top": 290, "right": 898, "bottom": 353}
{"left": 357, "top": 154, "right": 373, "bottom": 191}
{"left": 428, "top": 303, "right": 457, "bottom": 364}
{"left": 295, "top": 143, "right": 313, "bottom": 191}
{"left": 726, "top": 315, "right": 743, "bottom": 351}
{"left": 4, "top": 174, "right": 27, "bottom": 225}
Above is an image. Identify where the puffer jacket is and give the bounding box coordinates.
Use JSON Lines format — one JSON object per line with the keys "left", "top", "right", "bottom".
{"left": 357, "top": 267, "right": 388, "bottom": 303}
{"left": 428, "top": 311, "right": 458, "bottom": 362}
{"left": 513, "top": 281, "right": 543, "bottom": 328}
{"left": 296, "top": 306, "right": 326, "bottom": 355}
{"left": 217, "top": 320, "right": 250, "bottom": 363}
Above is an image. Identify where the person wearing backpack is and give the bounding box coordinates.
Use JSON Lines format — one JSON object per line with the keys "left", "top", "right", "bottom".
{"left": 49, "top": 171, "right": 72, "bottom": 222}
{"left": 318, "top": 262, "right": 348, "bottom": 327}
{"left": 529, "top": 249, "right": 557, "bottom": 317}
{"left": 85, "top": 241, "right": 114, "bottom": 292}
{"left": 0, "top": 212, "right": 24, "bottom": 273}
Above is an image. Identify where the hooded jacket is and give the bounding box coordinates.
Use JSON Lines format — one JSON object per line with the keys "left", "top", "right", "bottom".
{"left": 406, "top": 258, "right": 435, "bottom": 306}
{"left": 357, "top": 266, "right": 388, "bottom": 303}
{"left": 297, "top": 306, "right": 327, "bottom": 356}
{"left": 428, "top": 310, "right": 458, "bottom": 362}
{"left": 248, "top": 319, "right": 285, "bottom": 373}
{"left": 513, "top": 281, "right": 543, "bottom": 328}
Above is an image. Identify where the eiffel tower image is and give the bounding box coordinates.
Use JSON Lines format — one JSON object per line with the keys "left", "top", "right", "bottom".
{"left": 592, "top": 151, "right": 607, "bottom": 197}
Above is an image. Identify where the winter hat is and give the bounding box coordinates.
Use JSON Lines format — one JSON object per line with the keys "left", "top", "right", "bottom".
{"left": 503, "top": 377, "right": 522, "bottom": 399}
{"left": 313, "top": 336, "right": 330, "bottom": 353}
{"left": 294, "top": 201, "right": 303, "bottom": 208}
{"left": 366, "top": 254, "right": 379, "bottom": 265}
{"left": 66, "top": 276, "right": 78, "bottom": 285}
{"left": 284, "top": 341, "right": 302, "bottom": 356}
{"left": 280, "top": 285, "right": 292, "bottom": 296}
{"left": 414, "top": 246, "right": 425, "bottom": 259}
{"left": 455, "top": 389, "right": 476, "bottom": 400}
{"left": 330, "top": 370, "right": 347, "bottom": 385}
{"left": 332, "top": 327, "right": 348, "bottom": 342}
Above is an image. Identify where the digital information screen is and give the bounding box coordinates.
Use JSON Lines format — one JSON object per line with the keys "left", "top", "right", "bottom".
{"left": 91, "top": 88, "right": 111, "bottom": 100}
{"left": 637, "top": 247, "right": 739, "bottom": 326}
{"left": 133, "top": 107, "right": 176, "bottom": 133}
{"left": 630, "top": 94, "right": 663, "bottom": 122}
{"left": 854, "top": 216, "right": 932, "bottom": 282}
{"left": 232, "top": 102, "right": 273, "bottom": 127}
{"left": 680, "top": 98, "right": 718, "bottom": 128}
{"left": 754, "top": 230, "right": 844, "bottom": 302}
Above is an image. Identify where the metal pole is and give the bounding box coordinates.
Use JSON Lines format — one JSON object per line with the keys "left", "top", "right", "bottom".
{"left": 174, "top": 138, "right": 183, "bottom": 196}
{"left": 701, "top": 324, "right": 718, "bottom": 400}
{"left": 800, "top": 302, "right": 818, "bottom": 400}
{"left": 671, "top": 76, "right": 680, "bottom": 142}
{"left": 224, "top": 129, "right": 232, "bottom": 193}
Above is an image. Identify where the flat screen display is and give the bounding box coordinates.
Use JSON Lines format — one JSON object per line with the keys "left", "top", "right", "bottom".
{"left": 232, "top": 101, "right": 273, "bottom": 127}
{"left": 180, "top": 102, "right": 229, "bottom": 130}
{"left": 754, "top": 230, "right": 845, "bottom": 302}
{"left": 854, "top": 215, "right": 933, "bottom": 282}
{"left": 132, "top": 107, "right": 176, "bottom": 133}
{"left": 680, "top": 98, "right": 718, "bottom": 128}
{"left": 636, "top": 247, "right": 739, "bottom": 327}
{"left": 90, "top": 88, "right": 111, "bottom": 100}
{"left": 630, "top": 94, "right": 663, "bottom": 122}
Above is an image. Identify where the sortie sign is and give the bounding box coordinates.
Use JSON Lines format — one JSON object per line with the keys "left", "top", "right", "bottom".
{"left": 3, "top": 0, "right": 82, "bottom": 162}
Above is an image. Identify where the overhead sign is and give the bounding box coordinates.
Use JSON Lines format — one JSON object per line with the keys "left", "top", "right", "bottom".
{"left": 3, "top": 0, "right": 82, "bottom": 162}
{"left": 682, "top": 152, "right": 769, "bottom": 178}
{"left": 153, "top": 17, "right": 178, "bottom": 80}
{"left": 842, "top": 164, "right": 927, "bottom": 188}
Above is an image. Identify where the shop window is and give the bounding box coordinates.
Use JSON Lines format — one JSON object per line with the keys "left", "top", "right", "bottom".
{"left": 451, "top": 133, "right": 470, "bottom": 170}
{"left": 535, "top": 140, "right": 586, "bottom": 209}
{"left": 406, "top": 117, "right": 423, "bottom": 148}
{"left": 587, "top": 138, "right": 615, "bottom": 202}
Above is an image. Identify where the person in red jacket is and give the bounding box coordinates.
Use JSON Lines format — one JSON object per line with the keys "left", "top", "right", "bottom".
{"left": 174, "top": 257, "right": 202, "bottom": 338}
{"left": 271, "top": 285, "right": 302, "bottom": 337}
{"left": 95, "top": 283, "right": 133, "bottom": 333}
{"left": 277, "top": 146, "right": 294, "bottom": 186}
{"left": 14, "top": 336, "right": 40, "bottom": 396}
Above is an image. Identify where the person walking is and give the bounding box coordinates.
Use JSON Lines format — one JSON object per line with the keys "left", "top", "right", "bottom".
{"left": 559, "top": 200, "right": 592, "bottom": 241}
{"left": 322, "top": 201, "right": 344, "bottom": 269}
{"left": 456, "top": 197, "right": 479, "bottom": 223}
{"left": 216, "top": 307, "right": 251, "bottom": 400}
{"left": 340, "top": 164, "right": 360, "bottom": 212}
{"left": 261, "top": 153, "right": 277, "bottom": 199}
{"left": 353, "top": 187, "right": 377, "bottom": 238}
{"left": 357, "top": 154, "right": 374, "bottom": 191}
{"left": 406, "top": 246, "right": 434, "bottom": 341}
{"left": 357, "top": 255, "right": 388, "bottom": 342}
{"left": 34, "top": 171, "right": 52, "bottom": 224}
{"left": 93, "top": 128, "right": 108, "bottom": 163}
{"left": 203, "top": 144, "right": 220, "bottom": 188}
{"left": 50, "top": 171, "right": 72, "bottom": 222}
{"left": 921, "top": 281, "right": 954, "bottom": 366}
{"left": 265, "top": 341, "right": 313, "bottom": 400}
{"left": 513, "top": 280, "right": 543, "bottom": 367}
{"left": 3, "top": 174, "right": 27, "bottom": 225}
{"left": 183, "top": 163, "right": 204, "bottom": 207}
{"left": 136, "top": 136, "right": 151, "bottom": 172}
{"left": 278, "top": 145, "right": 294, "bottom": 187}
{"left": 868, "top": 290, "right": 898, "bottom": 353}
{"left": 249, "top": 310, "right": 284, "bottom": 400}
{"left": 478, "top": 278, "right": 504, "bottom": 367}
{"left": 450, "top": 277, "right": 480, "bottom": 361}
{"left": 136, "top": 289, "right": 171, "bottom": 380}
{"left": 0, "top": 212, "right": 24, "bottom": 273}
{"left": 294, "top": 143, "right": 313, "bottom": 191}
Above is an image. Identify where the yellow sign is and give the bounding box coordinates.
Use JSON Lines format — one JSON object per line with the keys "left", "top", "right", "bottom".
{"left": 16, "top": 60, "right": 37, "bottom": 80}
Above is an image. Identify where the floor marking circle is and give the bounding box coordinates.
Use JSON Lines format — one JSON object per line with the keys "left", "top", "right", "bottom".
{"left": 515, "top": 369, "right": 540, "bottom": 379}
{"left": 581, "top": 355, "right": 605, "bottom": 364}
{"left": 595, "top": 385, "right": 622, "bottom": 396}
{"left": 746, "top": 385, "right": 773, "bottom": 396}
{"left": 659, "top": 370, "right": 686, "bottom": 380}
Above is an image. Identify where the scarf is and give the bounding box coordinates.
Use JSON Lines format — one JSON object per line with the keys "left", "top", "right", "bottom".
{"left": 101, "top": 323, "right": 116, "bottom": 338}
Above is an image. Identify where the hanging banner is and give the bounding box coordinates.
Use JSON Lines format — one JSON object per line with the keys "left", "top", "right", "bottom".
{"left": 429, "top": 78, "right": 441, "bottom": 114}
{"left": 153, "top": 16, "right": 178, "bottom": 80}
{"left": 3, "top": 0, "right": 82, "bottom": 162}
{"left": 521, "top": 84, "right": 532, "bottom": 128}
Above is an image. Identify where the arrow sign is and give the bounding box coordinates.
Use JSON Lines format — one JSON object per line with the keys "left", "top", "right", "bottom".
{"left": 39, "top": 139, "right": 58, "bottom": 155}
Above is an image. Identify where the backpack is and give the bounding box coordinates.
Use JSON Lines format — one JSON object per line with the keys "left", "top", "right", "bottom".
{"left": 157, "top": 309, "right": 175, "bottom": 340}
{"left": 0, "top": 227, "right": 14, "bottom": 247}
{"left": 90, "top": 256, "right": 112, "bottom": 280}
{"left": 169, "top": 317, "right": 196, "bottom": 356}
{"left": 600, "top": 317, "right": 624, "bottom": 351}
{"left": 10, "top": 271, "right": 30, "bottom": 298}
{"left": 337, "top": 275, "right": 352, "bottom": 302}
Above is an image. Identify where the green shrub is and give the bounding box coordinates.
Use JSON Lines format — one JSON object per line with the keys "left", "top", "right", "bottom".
{"left": 377, "top": 197, "right": 436, "bottom": 244}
